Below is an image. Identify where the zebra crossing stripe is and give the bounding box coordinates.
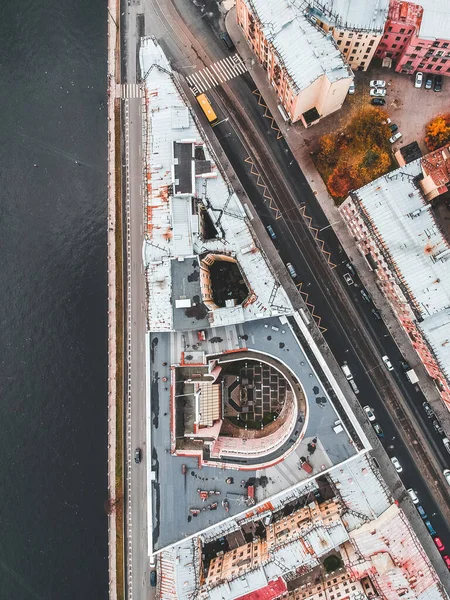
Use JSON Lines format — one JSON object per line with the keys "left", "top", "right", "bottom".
{"left": 209, "top": 63, "right": 226, "bottom": 83}
{"left": 213, "top": 60, "right": 231, "bottom": 82}
{"left": 203, "top": 68, "right": 218, "bottom": 87}
{"left": 223, "top": 56, "right": 241, "bottom": 77}
{"left": 185, "top": 54, "right": 248, "bottom": 95}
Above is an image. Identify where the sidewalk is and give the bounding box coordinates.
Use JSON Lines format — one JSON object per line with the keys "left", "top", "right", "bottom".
{"left": 225, "top": 7, "right": 448, "bottom": 425}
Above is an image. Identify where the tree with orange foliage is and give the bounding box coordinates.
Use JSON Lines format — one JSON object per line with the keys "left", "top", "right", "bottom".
{"left": 425, "top": 114, "right": 450, "bottom": 151}
{"left": 327, "top": 163, "right": 360, "bottom": 199}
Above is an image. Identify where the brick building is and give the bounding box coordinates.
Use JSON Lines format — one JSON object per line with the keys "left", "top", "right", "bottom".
{"left": 339, "top": 146, "right": 450, "bottom": 407}
{"left": 236, "top": 0, "right": 353, "bottom": 126}
{"left": 376, "top": 0, "right": 450, "bottom": 76}
{"left": 305, "top": 0, "right": 389, "bottom": 72}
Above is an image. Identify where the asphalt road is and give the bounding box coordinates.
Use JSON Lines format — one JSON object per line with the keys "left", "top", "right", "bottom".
{"left": 120, "top": 0, "right": 450, "bottom": 590}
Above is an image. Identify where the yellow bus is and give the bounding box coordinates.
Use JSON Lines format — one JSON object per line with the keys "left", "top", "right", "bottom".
{"left": 196, "top": 93, "right": 218, "bottom": 124}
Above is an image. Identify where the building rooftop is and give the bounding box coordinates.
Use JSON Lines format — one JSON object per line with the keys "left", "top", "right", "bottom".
{"left": 245, "top": 0, "right": 352, "bottom": 94}
{"left": 140, "top": 37, "right": 293, "bottom": 331}
{"left": 416, "top": 0, "right": 450, "bottom": 40}
{"left": 308, "top": 0, "right": 389, "bottom": 33}
{"left": 348, "top": 152, "right": 450, "bottom": 382}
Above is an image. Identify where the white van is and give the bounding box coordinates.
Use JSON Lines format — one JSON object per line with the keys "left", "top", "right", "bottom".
{"left": 341, "top": 364, "right": 353, "bottom": 380}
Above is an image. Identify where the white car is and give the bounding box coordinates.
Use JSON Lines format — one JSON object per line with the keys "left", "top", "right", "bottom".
{"left": 382, "top": 355, "right": 394, "bottom": 371}
{"left": 370, "top": 80, "right": 386, "bottom": 88}
{"left": 444, "top": 469, "right": 450, "bottom": 485}
{"left": 348, "top": 84, "right": 355, "bottom": 95}
{"left": 415, "top": 71, "right": 423, "bottom": 88}
{"left": 370, "top": 88, "right": 386, "bottom": 97}
{"left": 391, "top": 457, "right": 403, "bottom": 473}
{"left": 408, "top": 489, "right": 419, "bottom": 504}
{"left": 389, "top": 132, "right": 402, "bottom": 144}
{"left": 363, "top": 406, "right": 376, "bottom": 422}
{"left": 343, "top": 273, "right": 354, "bottom": 285}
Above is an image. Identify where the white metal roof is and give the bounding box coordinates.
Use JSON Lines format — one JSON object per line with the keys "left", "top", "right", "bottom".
{"left": 139, "top": 37, "right": 293, "bottom": 332}
{"left": 417, "top": 0, "right": 450, "bottom": 40}
{"left": 246, "top": 0, "right": 352, "bottom": 93}
{"left": 419, "top": 308, "right": 450, "bottom": 382}
{"left": 308, "top": 0, "right": 389, "bottom": 33}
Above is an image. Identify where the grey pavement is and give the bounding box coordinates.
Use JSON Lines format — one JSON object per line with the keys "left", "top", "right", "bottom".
{"left": 224, "top": 7, "right": 450, "bottom": 433}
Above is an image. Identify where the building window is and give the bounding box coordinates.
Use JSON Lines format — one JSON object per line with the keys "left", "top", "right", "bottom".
{"left": 352, "top": 49, "right": 357, "bottom": 54}
{"left": 392, "top": 44, "right": 397, "bottom": 48}
{"left": 355, "top": 42, "right": 360, "bottom": 47}
{"left": 384, "top": 34, "right": 388, "bottom": 39}
{"left": 436, "top": 50, "right": 444, "bottom": 56}
{"left": 441, "top": 59, "right": 447, "bottom": 64}
{"left": 364, "top": 54, "right": 368, "bottom": 59}
{"left": 348, "top": 33, "right": 353, "bottom": 38}
{"left": 436, "top": 65, "right": 442, "bottom": 71}
{"left": 369, "top": 40, "right": 375, "bottom": 46}
{"left": 337, "top": 40, "right": 342, "bottom": 45}
{"left": 400, "top": 28, "right": 405, "bottom": 33}
{"left": 346, "top": 41, "right": 350, "bottom": 46}
{"left": 418, "top": 63, "right": 424, "bottom": 68}
{"left": 388, "top": 26, "right": 392, "bottom": 32}
{"left": 395, "top": 36, "right": 401, "bottom": 41}
{"left": 432, "top": 41, "right": 440, "bottom": 47}
{"left": 432, "top": 57, "right": 438, "bottom": 62}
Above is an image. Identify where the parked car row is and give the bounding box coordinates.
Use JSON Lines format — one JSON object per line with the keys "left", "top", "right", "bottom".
{"left": 415, "top": 71, "right": 443, "bottom": 92}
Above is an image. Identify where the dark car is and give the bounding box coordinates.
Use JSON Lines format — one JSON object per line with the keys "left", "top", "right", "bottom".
{"left": 434, "top": 75, "right": 443, "bottom": 92}
{"left": 150, "top": 570, "right": 157, "bottom": 587}
{"left": 360, "top": 288, "right": 371, "bottom": 303}
{"left": 425, "top": 74, "right": 433, "bottom": 90}
{"left": 422, "top": 401, "right": 435, "bottom": 419}
{"left": 371, "top": 98, "right": 385, "bottom": 106}
{"left": 390, "top": 124, "right": 398, "bottom": 133}
{"left": 220, "top": 32, "right": 235, "bottom": 51}
{"left": 433, "top": 419, "right": 444, "bottom": 435}
{"left": 371, "top": 308, "right": 381, "bottom": 320}
{"left": 134, "top": 448, "right": 142, "bottom": 464}
{"left": 373, "top": 423, "right": 384, "bottom": 438}
{"left": 345, "top": 262, "right": 356, "bottom": 276}
{"left": 399, "top": 360, "right": 410, "bottom": 372}
{"left": 266, "top": 224, "right": 277, "bottom": 240}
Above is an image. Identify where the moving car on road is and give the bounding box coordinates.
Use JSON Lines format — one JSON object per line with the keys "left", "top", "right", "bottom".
{"left": 370, "top": 88, "right": 386, "bottom": 97}
{"left": 391, "top": 456, "right": 402, "bottom": 472}
{"left": 382, "top": 355, "right": 394, "bottom": 371}
{"left": 364, "top": 406, "right": 376, "bottom": 422}
{"left": 134, "top": 448, "right": 142, "bottom": 464}
{"left": 370, "top": 80, "right": 386, "bottom": 88}
{"left": 415, "top": 71, "right": 423, "bottom": 88}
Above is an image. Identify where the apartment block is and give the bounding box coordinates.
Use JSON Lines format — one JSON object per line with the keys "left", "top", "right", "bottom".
{"left": 306, "top": 0, "right": 389, "bottom": 71}
{"left": 236, "top": 0, "right": 353, "bottom": 127}
{"left": 339, "top": 146, "right": 450, "bottom": 407}
{"left": 376, "top": 0, "right": 450, "bottom": 75}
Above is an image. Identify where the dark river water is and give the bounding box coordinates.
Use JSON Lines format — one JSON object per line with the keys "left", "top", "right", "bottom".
{"left": 0, "top": 0, "right": 108, "bottom": 598}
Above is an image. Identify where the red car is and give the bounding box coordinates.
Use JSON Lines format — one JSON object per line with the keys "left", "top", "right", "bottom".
{"left": 434, "top": 537, "right": 445, "bottom": 552}
{"left": 443, "top": 555, "right": 450, "bottom": 569}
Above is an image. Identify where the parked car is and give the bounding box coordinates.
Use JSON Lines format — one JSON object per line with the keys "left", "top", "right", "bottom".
{"left": 374, "top": 423, "right": 384, "bottom": 438}
{"left": 390, "top": 124, "right": 398, "bottom": 133}
{"left": 360, "top": 288, "right": 371, "bottom": 302}
{"left": 364, "top": 405, "right": 376, "bottom": 422}
{"left": 371, "top": 98, "right": 385, "bottom": 106}
{"left": 444, "top": 469, "right": 450, "bottom": 485}
{"left": 391, "top": 456, "right": 402, "bottom": 472}
{"left": 220, "top": 32, "right": 235, "bottom": 51}
{"left": 415, "top": 71, "right": 423, "bottom": 88}
{"left": 442, "top": 437, "right": 450, "bottom": 453}
{"left": 348, "top": 83, "right": 355, "bottom": 95}
{"left": 371, "top": 308, "right": 382, "bottom": 320}
{"left": 266, "top": 224, "right": 277, "bottom": 240}
{"left": 349, "top": 379, "right": 359, "bottom": 395}
{"left": 433, "top": 420, "right": 444, "bottom": 435}
{"left": 286, "top": 262, "right": 297, "bottom": 279}
{"left": 399, "top": 360, "right": 410, "bottom": 372}
{"left": 408, "top": 489, "right": 419, "bottom": 504}
{"left": 434, "top": 74, "right": 443, "bottom": 92}
{"left": 343, "top": 273, "right": 354, "bottom": 285}
{"left": 434, "top": 537, "right": 445, "bottom": 552}
{"left": 345, "top": 262, "right": 356, "bottom": 276}
{"left": 417, "top": 505, "right": 427, "bottom": 519}
{"left": 370, "top": 88, "right": 386, "bottom": 97}
{"left": 422, "top": 401, "right": 435, "bottom": 419}
{"left": 134, "top": 448, "right": 142, "bottom": 464}
{"left": 425, "top": 74, "right": 433, "bottom": 90}
{"left": 150, "top": 570, "right": 157, "bottom": 587}
{"left": 370, "top": 80, "right": 386, "bottom": 88}
{"left": 443, "top": 555, "right": 450, "bottom": 569}
{"left": 382, "top": 355, "right": 394, "bottom": 371}
{"left": 389, "top": 132, "right": 403, "bottom": 144}
{"left": 425, "top": 520, "right": 436, "bottom": 535}
{"left": 341, "top": 363, "right": 353, "bottom": 380}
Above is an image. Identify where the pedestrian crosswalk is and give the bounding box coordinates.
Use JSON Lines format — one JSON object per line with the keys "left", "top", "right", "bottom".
{"left": 186, "top": 54, "right": 247, "bottom": 95}
{"left": 121, "top": 83, "right": 144, "bottom": 99}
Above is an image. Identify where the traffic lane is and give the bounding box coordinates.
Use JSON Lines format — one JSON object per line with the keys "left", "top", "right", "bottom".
{"left": 339, "top": 278, "right": 450, "bottom": 467}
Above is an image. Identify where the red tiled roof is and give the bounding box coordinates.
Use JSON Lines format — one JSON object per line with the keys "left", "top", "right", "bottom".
{"left": 236, "top": 577, "right": 287, "bottom": 600}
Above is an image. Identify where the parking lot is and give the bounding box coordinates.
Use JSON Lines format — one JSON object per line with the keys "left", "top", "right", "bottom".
{"left": 302, "top": 65, "right": 450, "bottom": 156}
